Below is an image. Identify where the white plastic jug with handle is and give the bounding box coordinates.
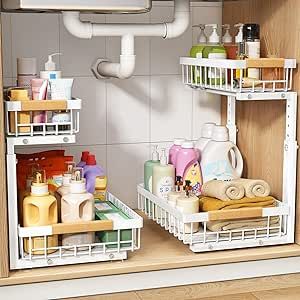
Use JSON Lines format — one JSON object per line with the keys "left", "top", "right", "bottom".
{"left": 200, "top": 126, "right": 243, "bottom": 183}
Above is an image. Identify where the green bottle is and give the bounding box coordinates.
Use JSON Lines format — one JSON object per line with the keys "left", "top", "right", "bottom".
{"left": 144, "top": 145, "right": 160, "bottom": 192}
{"left": 190, "top": 24, "right": 207, "bottom": 84}
{"left": 203, "top": 24, "right": 227, "bottom": 86}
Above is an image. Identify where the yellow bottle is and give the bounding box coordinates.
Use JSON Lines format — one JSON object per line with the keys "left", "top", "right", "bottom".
{"left": 23, "top": 170, "right": 58, "bottom": 255}
{"left": 9, "top": 89, "right": 31, "bottom": 133}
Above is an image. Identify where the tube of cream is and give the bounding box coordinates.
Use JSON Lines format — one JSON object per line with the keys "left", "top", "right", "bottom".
{"left": 49, "top": 78, "right": 74, "bottom": 100}
{"left": 31, "top": 79, "right": 48, "bottom": 128}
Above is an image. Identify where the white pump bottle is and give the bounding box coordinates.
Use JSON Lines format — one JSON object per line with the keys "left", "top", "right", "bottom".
{"left": 40, "top": 53, "right": 62, "bottom": 80}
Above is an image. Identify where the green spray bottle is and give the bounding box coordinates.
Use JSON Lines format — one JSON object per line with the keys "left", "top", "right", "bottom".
{"left": 203, "top": 24, "right": 227, "bottom": 85}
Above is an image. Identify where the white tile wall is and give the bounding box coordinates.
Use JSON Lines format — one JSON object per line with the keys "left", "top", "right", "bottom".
{"left": 2, "top": 2, "right": 222, "bottom": 208}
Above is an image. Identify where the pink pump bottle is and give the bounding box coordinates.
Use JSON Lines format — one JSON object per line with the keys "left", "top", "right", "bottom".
{"left": 169, "top": 138, "right": 185, "bottom": 166}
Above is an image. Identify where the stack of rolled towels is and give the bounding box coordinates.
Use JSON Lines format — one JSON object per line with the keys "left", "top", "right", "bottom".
{"left": 200, "top": 178, "right": 279, "bottom": 232}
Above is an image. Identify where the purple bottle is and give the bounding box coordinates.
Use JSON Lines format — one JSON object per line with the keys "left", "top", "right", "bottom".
{"left": 83, "top": 154, "right": 105, "bottom": 194}
{"left": 175, "top": 142, "right": 199, "bottom": 177}
{"left": 77, "top": 151, "right": 90, "bottom": 168}
{"left": 169, "top": 138, "right": 185, "bottom": 166}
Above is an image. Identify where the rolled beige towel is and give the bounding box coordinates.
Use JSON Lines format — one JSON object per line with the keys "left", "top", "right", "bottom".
{"left": 234, "top": 178, "right": 271, "bottom": 198}
{"left": 202, "top": 180, "right": 245, "bottom": 201}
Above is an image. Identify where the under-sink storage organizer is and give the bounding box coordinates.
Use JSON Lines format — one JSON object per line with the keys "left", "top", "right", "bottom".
{"left": 5, "top": 99, "right": 81, "bottom": 137}
{"left": 180, "top": 57, "right": 296, "bottom": 93}
{"left": 5, "top": 97, "right": 143, "bottom": 270}
{"left": 18, "top": 193, "right": 142, "bottom": 269}
{"left": 139, "top": 57, "right": 298, "bottom": 253}
{"left": 138, "top": 185, "right": 289, "bottom": 252}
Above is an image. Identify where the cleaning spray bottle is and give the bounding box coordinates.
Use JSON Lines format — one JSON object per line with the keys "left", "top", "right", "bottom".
{"left": 144, "top": 145, "right": 160, "bottom": 192}
{"left": 152, "top": 149, "right": 175, "bottom": 200}
{"left": 23, "top": 169, "right": 58, "bottom": 254}
{"left": 203, "top": 24, "right": 227, "bottom": 85}
{"left": 61, "top": 168, "right": 95, "bottom": 248}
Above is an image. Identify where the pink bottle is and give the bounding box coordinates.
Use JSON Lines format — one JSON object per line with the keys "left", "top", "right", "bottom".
{"left": 175, "top": 142, "right": 199, "bottom": 178}
{"left": 169, "top": 138, "right": 185, "bottom": 166}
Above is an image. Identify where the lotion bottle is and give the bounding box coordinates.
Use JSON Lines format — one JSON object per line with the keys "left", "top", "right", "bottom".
{"left": 152, "top": 149, "right": 175, "bottom": 200}
{"left": 61, "top": 168, "right": 95, "bottom": 248}
{"left": 40, "top": 53, "right": 62, "bottom": 80}
{"left": 144, "top": 145, "right": 160, "bottom": 192}
{"left": 23, "top": 169, "right": 58, "bottom": 254}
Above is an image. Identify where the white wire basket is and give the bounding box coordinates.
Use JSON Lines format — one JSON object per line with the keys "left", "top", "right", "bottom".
{"left": 180, "top": 57, "right": 296, "bottom": 94}
{"left": 137, "top": 184, "right": 291, "bottom": 253}
{"left": 16, "top": 192, "right": 143, "bottom": 269}
{"left": 5, "top": 99, "right": 82, "bottom": 137}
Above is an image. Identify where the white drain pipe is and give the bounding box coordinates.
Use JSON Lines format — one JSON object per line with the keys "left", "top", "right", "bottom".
{"left": 63, "top": 0, "right": 190, "bottom": 79}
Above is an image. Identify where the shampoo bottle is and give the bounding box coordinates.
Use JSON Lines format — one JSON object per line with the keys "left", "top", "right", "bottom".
{"left": 56, "top": 161, "right": 76, "bottom": 221}
{"left": 200, "top": 125, "right": 243, "bottom": 182}
{"left": 152, "top": 149, "right": 175, "bottom": 200}
{"left": 234, "top": 23, "right": 246, "bottom": 80}
{"left": 203, "top": 24, "right": 227, "bottom": 85}
{"left": 23, "top": 169, "right": 58, "bottom": 254}
{"left": 169, "top": 138, "right": 185, "bottom": 166}
{"left": 144, "top": 145, "right": 160, "bottom": 192}
{"left": 40, "top": 53, "right": 62, "bottom": 80}
{"left": 61, "top": 168, "right": 95, "bottom": 248}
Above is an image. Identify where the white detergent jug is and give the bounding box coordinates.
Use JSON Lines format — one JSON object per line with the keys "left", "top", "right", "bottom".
{"left": 200, "top": 126, "right": 243, "bottom": 182}
{"left": 195, "top": 122, "right": 216, "bottom": 154}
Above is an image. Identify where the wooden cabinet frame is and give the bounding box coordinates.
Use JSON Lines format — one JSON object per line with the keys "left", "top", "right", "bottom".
{"left": 1, "top": 0, "right": 300, "bottom": 287}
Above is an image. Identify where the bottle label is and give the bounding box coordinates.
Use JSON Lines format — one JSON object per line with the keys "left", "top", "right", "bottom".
{"left": 202, "top": 159, "right": 235, "bottom": 181}
{"left": 155, "top": 177, "right": 174, "bottom": 200}
{"left": 148, "top": 176, "right": 153, "bottom": 193}
{"left": 208, "top": 53, "right": 227, "bottom": 79}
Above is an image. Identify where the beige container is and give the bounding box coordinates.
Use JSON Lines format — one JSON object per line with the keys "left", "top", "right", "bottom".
{"left": 176, "top": 195, "right": 200, "bottom": 233}
{"left": 9, "top": 89, "right": 31, "bottom": 133}
{"left": 61, "top": 168, "right": 95, "bottom": 248}
{"left": 23, "top": 170, "right": 58, "bottom": 254}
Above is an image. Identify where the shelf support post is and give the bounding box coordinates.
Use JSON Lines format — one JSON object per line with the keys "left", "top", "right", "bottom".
{"left": 282, "top": 92, "right": 298, "bottom": 243}
{"left": 227, "top": 96, "right": 237, "bottom": 144}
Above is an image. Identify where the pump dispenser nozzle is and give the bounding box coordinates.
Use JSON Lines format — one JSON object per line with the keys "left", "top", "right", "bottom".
{"left": 205, "top": 24, "right": 220, "bottom": 44}
{"left": 192, "top": 24, "right": 207, "bottom": 43}
{"left": 70, "top": 167, "right": 86, "bottom": 193}
{"left": 234, "top": 23, "right": 244, "bottom": 43}
{"left": 222, "top": 24, "right": 232, "bottom": 43}
{"left": 151, "top": 145, "right": 159, "bottom": 161}
{"left": 184, "top": 180, "right": 192, "bottom": 197}
{"left": 45, "top": 53, "right": 62, "bottom": 71}
{"left": 160, "top": 148, "right": 168, "bottom": 166}
{"left": 31, "top": 169, "right": 49, "bottom": 195}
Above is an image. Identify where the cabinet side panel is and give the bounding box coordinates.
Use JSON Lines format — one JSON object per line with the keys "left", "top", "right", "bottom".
{"left": 222, "top": 0, "right": 300, "bottom": 244}
{"left": 0, "top": 17, "right": 9, "bottom": 277}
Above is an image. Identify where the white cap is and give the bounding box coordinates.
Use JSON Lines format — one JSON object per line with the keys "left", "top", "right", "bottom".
{"left": 17, "top": 58, "right": 37, "bottom": 75}
{"left": 62, "top": 173, "right": 72, "bottom": 186}
{"left": 212, "top": 125, "right": 229, "bottom": 142}
{"left": 174, "top": 138, "right": 185, "bottom": 146}
{"left": 160, "top": 148, "right": 168, "bottom": 165}
{"left": 182, "top": 141, "right": 194, "bottom": 149}
{"left": 222, "top": 24, "right": 232, "bottom": 43}
{"left": 44, "top": 53, "right": 62, "bottom": 71}
{"left": 206, "top": 24, "right": 220, "bottom": 44}
{"left": 193, "top": 24, "right": 207, "bottom": 43}
{"left": 234, "top": 23, "right": 244, "bottom": 43}
{"left": 151, "top": 145, "right": 159, "bottom": 161}
{"left": 201, "top": 122, "right": 216, "bottom": 139}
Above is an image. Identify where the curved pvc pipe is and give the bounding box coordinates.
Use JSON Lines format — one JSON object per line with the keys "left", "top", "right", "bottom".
{"left": 97, "top": 35, "right": 136, "bottom": 79}
{"left": 62, "top": 0, "right": 190, "bottom": 78}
